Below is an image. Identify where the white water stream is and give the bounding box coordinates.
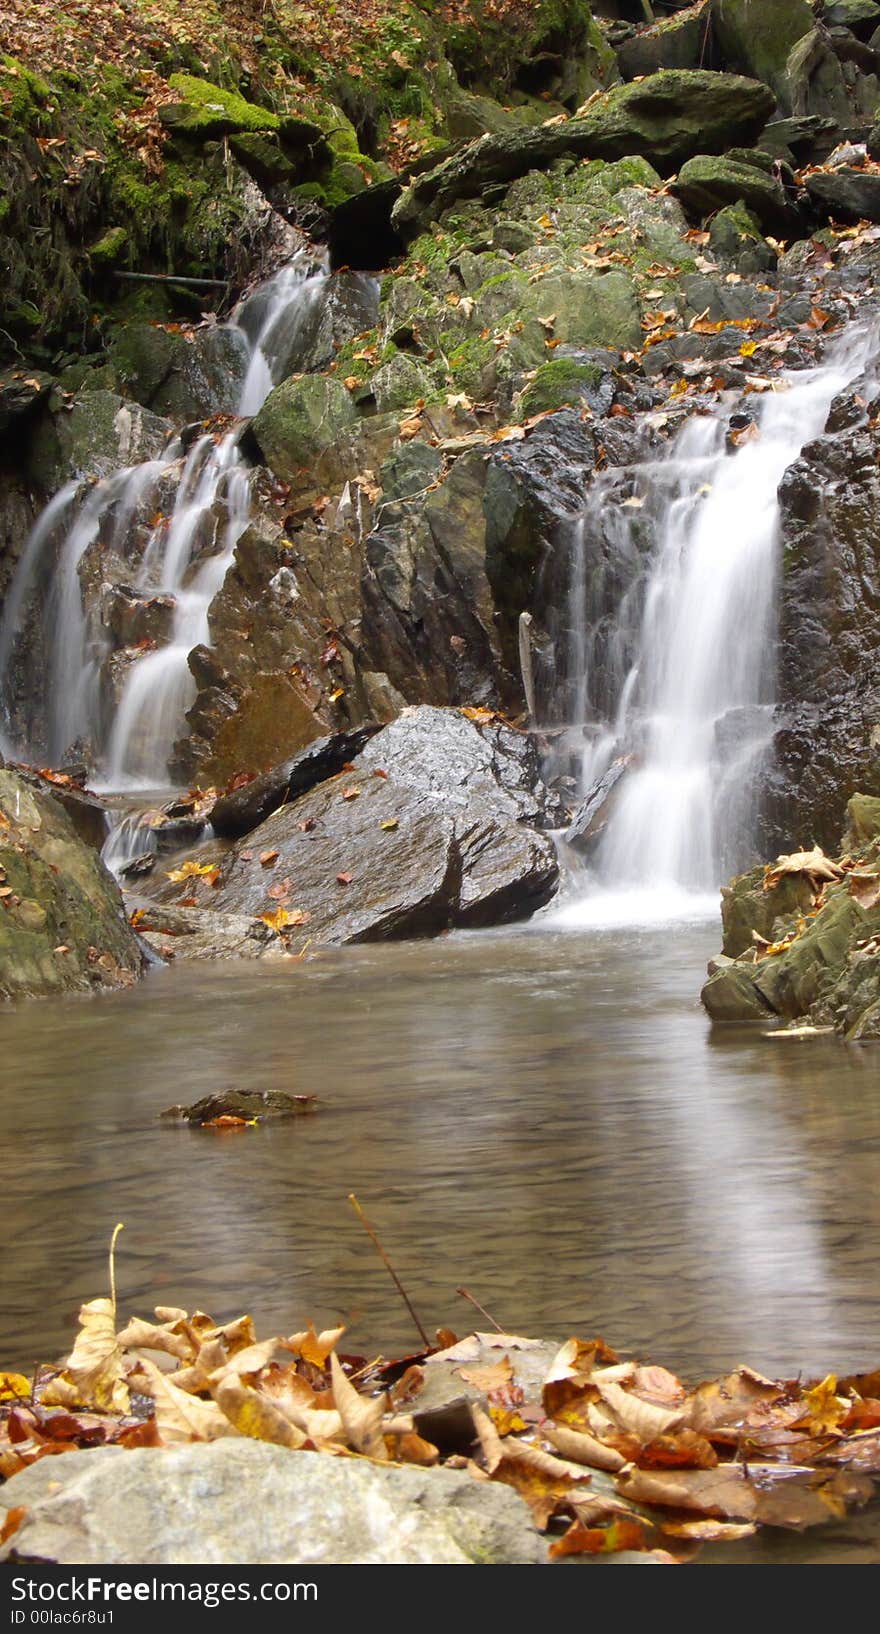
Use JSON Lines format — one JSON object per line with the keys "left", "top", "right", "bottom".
{"left": 0, "top": 252, "right": 328, "bottom": 786}
{"left": 555, "top": 325, "right": 878, "bottom": 924}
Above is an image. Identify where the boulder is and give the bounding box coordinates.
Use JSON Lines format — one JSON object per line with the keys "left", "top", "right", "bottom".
{"left": 0, "top": 770, "right": 143, "bottom": 1000}
{"left": 205, "top": 707, "right": 559, "bottom": 938}
{"left": 617, "top": 2, "right": 713, "bottom": 79}
{"left": 771, "top": 414, "right": 880, "bottom": 849}
{"left": 288, "top": 271, "right": 380, "bottom": 374}
{"left": 844, "top": 792, "right": 880, "bottom": 845}
{"left": 712, "top": 0, "right": 814, "bottom": 102}
{"left": 805, "top": 166, "right": 880, "bottom": 221}
{"left": 391, "top": 72, "right": 777, "bottom": 232}
{"left": 209, "top": 725, "right": 381, "bottom": 838}
{"left": 785, "top": 28, "right": 864, "bottom": 124}
{"left": 126, "top": 899, "right": 283, "bottom": 963}
{"left": 701, "top": 959, "right": 776, "bottom": 1021}
{"left": 8, "top": 767, "right": 108, "bottom": 850}
{"left": 250, "top": 374, "right": 358, "bottom": 482}
{"left": 565, "top": 755, "right": 634, "bottom": 853}
{"left": 824, "top": 0, "right": 880, "bottom": 34}
{"left": 0, "top": 1441, "right": 546, "bottom": 1565}
{"left": 708, "top": 203, "right": 778, "bottom": 274}
{"left": 200, "top": 672, "right": 332, "bottom": 788}
{"left": 109, "top": 323, "right": 250, "bottom": 420}
{"left": 672, "top": 153, "right": 800, "bottom": 234}
{"left": 26, "top": 390, "right": 172, "bottom": 497}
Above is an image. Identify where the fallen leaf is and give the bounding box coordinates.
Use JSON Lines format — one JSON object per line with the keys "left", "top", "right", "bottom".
{"left": 341, "top": 786, "right": 361, "bottom": 801}
{"left": 259, "top": 849, "right": 279, "bottom": 867}
{"left": 330, "top": 1353, "right": 386, "bottom": 1459}
{"left": 213, "top": 1378, "right": 306, "bottom": 1449}
{"left": 42, "top": 1299, "right": 129, "bottom": 1414}
{"left": 549, "top": 1516, "right": 652, "bottom": 1558}
{"left": 0, "top": 1507, "right": 27, "bottom": 1546}
{"left": 165, "top": 860, "right": 217, "bottom": 883}
{"left": 134, "top": 1358, "right": 231, "bottom": 1444}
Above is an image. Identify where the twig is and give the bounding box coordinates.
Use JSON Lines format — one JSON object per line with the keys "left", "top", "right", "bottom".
{"left": 113, "top": 272, "right": 230, "bottom": 290}
{"left": 348, "top": 1194, "right": 430, "bottom": 1350}
{"left": 456, "top": 1285, "right": 504, "bottom": 1334}
{"left": 108, "top": 1222, "right": 124, "bottom": 1318}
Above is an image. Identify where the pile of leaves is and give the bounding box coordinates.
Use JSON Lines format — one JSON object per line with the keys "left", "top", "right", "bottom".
{"left": 2, "top": 1293, "right": 878, "bottom": 1562}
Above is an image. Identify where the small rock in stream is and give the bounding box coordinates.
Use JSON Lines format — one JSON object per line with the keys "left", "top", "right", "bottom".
{"left": 160, "top": 1090, "right": 318, "bottom": 1124}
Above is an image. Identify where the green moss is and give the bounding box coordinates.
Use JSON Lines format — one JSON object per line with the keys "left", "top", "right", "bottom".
{"left": 442, "top": 330, "right": 497, "bottom": 393}
{"left": 0, "top": 56, "right": 52, "bottom": 129}
{"left": 89, "top": 225, "right": 129, "bottom": 267}
{"left": 518, "top": 356, "right": 603, "bottom": 417}
{"left": 165, "top": 73, "right": 280, "bottom": 136}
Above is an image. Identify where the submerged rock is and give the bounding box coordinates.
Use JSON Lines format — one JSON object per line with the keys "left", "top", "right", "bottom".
{"left": 160, "top": 1090, "right": 317, "bottom": 1123}
{"left": 0, "top": 1440, "right": 546, "bottom": 1565}
{"left": 0, "top": 770, "right": 143, "bottom": 1000}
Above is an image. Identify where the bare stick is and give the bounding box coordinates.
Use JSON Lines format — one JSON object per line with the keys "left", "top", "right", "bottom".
{"left": 348, "top": 1194, "right": 430, "bottom": 1350}
{"left": 456, "top": 1285, "right": 504, "bottom": 1334}
{"left": 108, "top": 1222, "right": 124, "bottom": 1318}
{"left": 113, "top": 272, "right": 229, "bottom": 289}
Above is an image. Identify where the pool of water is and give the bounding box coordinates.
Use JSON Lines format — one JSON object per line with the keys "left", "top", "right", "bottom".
{"left": 3, "top": 914, "right": 878, "bottom": 1390}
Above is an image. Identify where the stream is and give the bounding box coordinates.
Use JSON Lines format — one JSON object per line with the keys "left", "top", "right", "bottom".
{"left": 3, "top": 911, "right": 878, "bottom": 1383}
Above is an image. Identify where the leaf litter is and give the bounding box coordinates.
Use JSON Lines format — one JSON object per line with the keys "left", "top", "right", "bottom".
{"left": 2, "top": 1296, "right": 877, "bottom": 1562}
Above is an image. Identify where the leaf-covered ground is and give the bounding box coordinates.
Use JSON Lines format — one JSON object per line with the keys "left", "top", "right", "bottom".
{"left": 2, "top": 1287, "right": 878, "bottom": 1562}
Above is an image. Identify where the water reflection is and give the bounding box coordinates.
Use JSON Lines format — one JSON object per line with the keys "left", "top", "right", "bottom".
{"left": 1, "top": 923, "right": 878, "bottom": 1390}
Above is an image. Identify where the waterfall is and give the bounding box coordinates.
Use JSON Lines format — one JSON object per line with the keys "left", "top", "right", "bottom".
{"left": 557, "top": 325, "right": 877, "bottom": 920}
{"left": 0, "top": 252, "right": 328, "bottom": 786}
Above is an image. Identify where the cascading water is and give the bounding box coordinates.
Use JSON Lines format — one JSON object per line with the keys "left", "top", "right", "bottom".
{"left": 556, "top": 325, "right": 878, "bottom": 919}
{"left": 0, "top": 251, "right": 328, "bottom": 787}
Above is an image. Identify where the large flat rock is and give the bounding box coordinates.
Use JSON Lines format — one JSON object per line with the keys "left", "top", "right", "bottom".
{"left": 204, "top": 707, "right": 559, "bottom": 940}
{"left": 0, "top": 1441, "right": 547, "bottom": 1565}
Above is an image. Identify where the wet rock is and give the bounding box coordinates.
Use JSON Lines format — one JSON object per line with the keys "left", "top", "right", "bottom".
{"left": 672, "top": 153, "right": 801, "bottom": 235}
{"left": 772, "top": 418, "right": 880, "bottom": 848}
{"left": 207, "top": 706, "right": 559, "bottom": 939}
{"left": 753, "top": 891, "right": 869, "bottom": 1018}
{"left": 250, "top": 374, "right": 357, "bottom": 482}
{"left": 209, "top": 725, "right": 381, "bottom": 838}
{"left": 805, "top": 166, "right": 880, "bottom": 222}
{"left": 26, "top": 390, "right": 173, "bottom": 496}
{"left": 519, "top": 354, "right": 615, "bottom": 418}
{"left": 160, "top": 1089, "right": 317, "bottom": 1123}
{"left": 109, "top": 322, "right": 250, "bottom": 420}
{"left": 0, "top": 1441, "right": 546, "bottom": 1565}
{"left": 126, "top": 899, "right": 282, "bottom": 963}
{"left": 708, "top": 203, "right": 778, "bottom": 275}
{"left": 0, "top": 371, "right": 52, "bottom": 434}
{"left": 290, "top": 271, "right": 380, "bottom": 374}
{"left": 712, "top": 0, "right": 814, "bottom": 103}
{"left": 701, "top": 959, "right": 776, "bottom": 1021}
{"left": 201, "top": 672, "right": 332, "bottom": 788}
{"left": 0, "top": 770, "right": 143, "bottom": 1000}
{"left": 391, "top": 72, "right": 776, "bottom": 232}
{"left": 565, "top": 755, "right": 634, "bottom": 854}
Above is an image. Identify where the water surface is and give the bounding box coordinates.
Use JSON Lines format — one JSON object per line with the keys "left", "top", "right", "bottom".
{"left": 3, "top": 919, "right": 878, "bottom": 1388}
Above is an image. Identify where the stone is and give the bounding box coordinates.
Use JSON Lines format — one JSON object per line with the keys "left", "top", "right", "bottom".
{"left": 785, "top": 29, "right": 855, "bottom": 124}
{"left": 126, "top": 899, "right": 283, "bottom": 963}
{"left": 160, "top": 1090, "right": 317, "bottom": 1123}
{"left": 519, "top": 354, "right": 614, "bottom": 418}
{"left": 617, "top": 2, "right": 713, "bottom": 79}
{"left": 565, "top": 755, "right": 633, "bottom": 853}
{"left": 845, "top": 792, "right": 880, "bottom": 845}
{"left": 672, "top": 153, "right": 801, "bottom": 235}
{"left": 369, "top": 352, "right": 434, "bottom": 413}
{"left": 8, "top": 767, "right": 108, "bottom": 850}
{"left": 160, "top": 75, "right": 280, "bottom": 142}
{"left": 824, "top": 0, "right": 880, "bottom": 34}
{"left": 0, "top": 770, "right": 143, "bottom": 1000}
{"left": 712, "top": 0, "right": 814, "bottom": 102}
{"left": 109, "top": 323, "right": 250, "bottom": 420}
{"left": 805, "top": 166, "right": 880, "bottom": 222}
{"left": 753, "top": 891, "right": 869, "bottom": 1018}
{"left": 529, "top": 268, "right": 642, "bottom": 352}
{"left": 209, "top": 726, "right": 381, "bottom": 838}
{"left": 201, "top": 672, "right": 331, "bottom": 788}
{"left": 205, "top": 706, "right": 559, "bottom": 938}
{"left": 0, "top": 1441, "right": 546, "bottom": 1565}
{"left": 391, "top": 72, "right": 777, "bottom": 232}
{"left": 708, "top": 203, "right": 777, "bottom": 275}
{"left": 287, "top": 271, "right": 380, "bottom": 374}
{"left": 701, "top": 961, "right": 776, "bottom": 1021}
{"left": 26, "top": 390, "right": 173, "bottom": 497}
{"left": 250, "top": 374, "right": 357, "bottom": 482}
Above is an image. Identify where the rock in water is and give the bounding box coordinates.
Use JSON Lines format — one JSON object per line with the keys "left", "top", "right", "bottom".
{"left": 565, "top": 756, "right": 634, "bottom": 855}
{"left": 205, "top": 706, "right": 559, "bottom": 939}
{"left": 0, "top": 1441, "right": 547, "bottom": 1564}
{"left": 160, "top": 1090, "right": 317, "bottom": 1123}
{"left": 0, "top": 770, "right": 143, "bottom": 999}
{"left": 209, "top": 725, "right": 381, "bottom": 839}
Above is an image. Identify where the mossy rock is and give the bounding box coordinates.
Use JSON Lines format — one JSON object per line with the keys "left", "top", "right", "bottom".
{"left": 530, "top": 268, "right": 642, "bottom": 352}
{"left": 0, "top": 771, "right": 143, "bottom": 1000}
{"left": 161, "top": 75, "right": 280, "bottom": 141}
{"left": 844, "top": 793, "right": 880, "bottom": 847}
{"left": 708, "top": 203, "right": 777, "bottom": 273}
{"left": 369, "top": 352, "right": 434, "bottom": 412}
{"left": 518, "top": 356, "right": 606, "bottom": 417}
{"left": 26, "top": 389, "right": 173, "bottom": 495}
{"left": 701, "top": 960, "right": 776, "bottom": 1021}
{"left": 753, "top": 890, "right": 868, "bottom": 1019}
{"left": 712, "top": 0, "right": 815, "bottom": 100}
{"left": 672, "top": 153, "right": 798, "bottom": 235}
{"left": 89, "top": 226, "right": 129, "bottom": 269}
{"left": 250, "top": 375, "right": 358, "bottom": 483}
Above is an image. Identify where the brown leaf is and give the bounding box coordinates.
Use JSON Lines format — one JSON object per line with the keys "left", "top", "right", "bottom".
{"left": 0, "top": 1507, "right": 27, "bottom": 1546}
{"left": 285, "top": 1324, "right": 346, "bottom": 1367}
{"left": 662, "top": 1518, "right": 756, "bottom": 1542}
{"left": 549, "top": 1516, "right": 652, "bottom": 1558}
{"left": 543, "top": 1422, "right": 627, "bottom": 1473}
{"left": 42, "top": 1299, "right": 129, "bottom": 1414}
{"left": 458, "top": 1356, "right": 514, "bottom": 1394}
{"left": 259, "top": 849, "right": 279, "bottom": 867}
{"left": 330, "top": 1352, "right": 387, "bottom": 1459}
{"left": 213, "top": 1378, "right": 306, "bottom": 1449}
{"left": 134, "top": 1358, "right": 232, "bottom": 1444}
{"left": 597, "top": 1380, "right": 684, "bottom": 1444}
{"left": 685, "top": 1366, "right": 784, "bottom": 1435}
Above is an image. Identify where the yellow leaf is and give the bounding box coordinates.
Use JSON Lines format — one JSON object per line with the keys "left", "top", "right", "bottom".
{"left": 286, "top": 1322, "right": 346, "bottom": 1367}
{"left": 739, "top": 340, "right": 757, "bottom": 357}
{"left": 0, "top": 1372, "right": 31, "bottom": 1402}
{"left": 213, "top": 1377, "right": 307, "bottom": 1448}
{"left": 380, "top": 818, "right": 399, "bottom": 831}
{"left": 797, "top": 1374, "right": 849, "bottom": 1435}
{"left": 260, "top": 906, "right": 308, "bottom": 932}
{"left": 42, "top": 1298, "right": 129, "bottom": 1414}
{"left": 166, "top": 860, "right": 217, "bottom": 883}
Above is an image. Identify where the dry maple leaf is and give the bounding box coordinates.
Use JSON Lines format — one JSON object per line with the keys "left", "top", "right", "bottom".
{"left": 763, "top": 846, "right": 844, "bottom": 892}
{"left": 134, "top": 1358, "right": 231, "bottom": 1445}
{"left": 42, "top": 1299, "right": 129, "bottom": 1415}
{"left": 285, "top": 1323, "right": 346, "bottom": 1368}
{"left": 165, "top": 859, "right": 217, "bottom": 883}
